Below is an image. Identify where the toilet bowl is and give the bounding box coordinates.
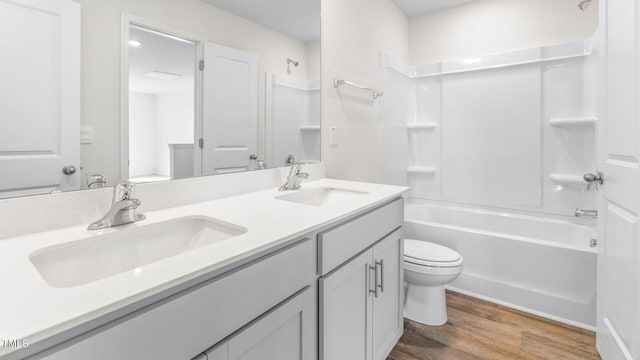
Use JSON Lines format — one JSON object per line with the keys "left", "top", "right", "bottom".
{"left": 404, "top": 239, "right": 463, "bottom": 326}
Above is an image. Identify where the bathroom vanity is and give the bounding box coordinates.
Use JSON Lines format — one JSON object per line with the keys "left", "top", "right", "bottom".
{"left": 0, "top": 179, "right": 407, "bottom": 360}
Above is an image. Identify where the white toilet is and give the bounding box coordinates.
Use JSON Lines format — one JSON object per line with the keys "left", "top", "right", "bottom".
{"left": 404, "top": 239, "right": 464, "bottom": 326}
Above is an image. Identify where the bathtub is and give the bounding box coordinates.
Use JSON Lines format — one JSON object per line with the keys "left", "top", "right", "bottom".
{"left": 404, "top": 202, "right": 597, "bottom": 330}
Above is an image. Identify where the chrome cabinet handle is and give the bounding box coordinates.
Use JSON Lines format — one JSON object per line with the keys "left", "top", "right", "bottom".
{"left": 376, "top": 260, "right": 384, "bottom": 293}
{"left": 62, "top": 165, "right": 77, "bottom": 175}
{"left": 369, "top": 264, "right": 379, "bottom": 298}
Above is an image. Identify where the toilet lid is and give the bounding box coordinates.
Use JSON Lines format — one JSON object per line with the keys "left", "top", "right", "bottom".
{"left": 404, "top": 239, "right": 462, "bottom": 267}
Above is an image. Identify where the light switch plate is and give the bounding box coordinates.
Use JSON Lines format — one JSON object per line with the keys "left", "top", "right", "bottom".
{"left": 81, "top": 126, "right": 93, "bottom": 144}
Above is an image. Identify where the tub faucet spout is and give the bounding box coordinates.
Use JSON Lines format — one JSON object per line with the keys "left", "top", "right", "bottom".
{"left": 575, "top": 208, "right": 598, "bottom": 219}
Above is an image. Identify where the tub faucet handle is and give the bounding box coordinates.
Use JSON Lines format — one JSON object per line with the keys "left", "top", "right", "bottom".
{"left": 583, "top": 171, "right": 604, "bottom": 191}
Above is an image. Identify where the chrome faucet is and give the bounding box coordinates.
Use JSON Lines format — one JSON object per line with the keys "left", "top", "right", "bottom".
{"left": 86, "top": 172, "right": 107, "bottom": 189}
{"left": 279, "top": 163, "right": 309, "bottom": 191}
{"left": 575, "top": 208, "right": 598, "bottom": 219}
{"left": 88, "top": 182, "right": 145, "bottom": 230}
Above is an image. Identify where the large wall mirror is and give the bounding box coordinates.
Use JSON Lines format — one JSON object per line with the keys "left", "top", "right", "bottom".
{"left": 0, "top": 0, "right": 320, "bottom": 199}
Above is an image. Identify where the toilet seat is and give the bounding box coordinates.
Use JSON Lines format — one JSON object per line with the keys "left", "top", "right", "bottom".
{"left": 404, "top": 239, "right": 463, "bottom": 268}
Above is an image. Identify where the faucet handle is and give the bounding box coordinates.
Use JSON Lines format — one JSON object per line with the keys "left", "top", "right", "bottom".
{"left": 113, "top": 182, "right": 136, "bottom": 202}
{"left": 584, "top": 171, "right": 604, "bottom": 191}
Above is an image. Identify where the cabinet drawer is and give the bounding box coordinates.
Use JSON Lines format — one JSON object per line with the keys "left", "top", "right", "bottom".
{"left": 37, "top": 239, "right": 314, "bottom": 360}
{"left": 318, "top": 198, "right": 403, "bottom": 275}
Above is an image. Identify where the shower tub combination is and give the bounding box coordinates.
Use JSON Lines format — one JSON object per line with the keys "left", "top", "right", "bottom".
{"left": 404, "top": 202, "right": 598, "bottom": 330}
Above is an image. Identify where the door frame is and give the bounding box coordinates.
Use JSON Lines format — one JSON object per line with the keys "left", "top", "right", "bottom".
{"left": 120, "top": 13, "right": 205, "bottom": 182}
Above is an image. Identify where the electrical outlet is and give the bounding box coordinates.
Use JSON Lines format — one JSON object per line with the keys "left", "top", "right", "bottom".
{"left": 330, "top": 126, "right": 338, "bottom": 146}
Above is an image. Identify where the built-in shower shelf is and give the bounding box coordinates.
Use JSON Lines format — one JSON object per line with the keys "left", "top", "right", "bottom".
{"left": 549, "top": 174, "right": 586, "bottom": 188}
{"left": 407, "top": 166, "right": 437, "bottom": 175}
{"left": 549, "top": 117, "right": 598, "bottom": 128}
{"left": 300, "top": 125, "right": 321, "bottom": 131}
{"left": 406, "top": 123, "right": 438, "bottom": 130}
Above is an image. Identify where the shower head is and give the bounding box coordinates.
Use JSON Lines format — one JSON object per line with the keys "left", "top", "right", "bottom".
{"left": 578, "top": 0, "right": 592, "bottom": 11}
{"left": 286, "top": 58, "right": 299, "bottom": 67}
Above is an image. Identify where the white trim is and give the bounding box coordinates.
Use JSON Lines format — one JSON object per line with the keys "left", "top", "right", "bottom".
{"left": 120, "top": 13, "right": 205, "bottom": 182}
{"left": 382, "top": 39, "right": 595, "bottom": 80}
{"left": 265, "top": 73, "right": 275, "bottom": 168}
{"left": 273, "top": 74, "right": 320, "bottom": 91}
{"left": 598, "top": 318, "right": 634, "bottom": 360}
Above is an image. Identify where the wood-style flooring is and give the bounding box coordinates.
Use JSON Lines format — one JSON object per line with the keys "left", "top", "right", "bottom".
{"left": 389, "top": 291, "right": 601, "bottom": 360}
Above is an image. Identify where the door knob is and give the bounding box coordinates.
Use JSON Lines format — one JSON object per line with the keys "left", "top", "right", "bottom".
{"left": 62, "top": 165, "right": 77, "bottom": 175}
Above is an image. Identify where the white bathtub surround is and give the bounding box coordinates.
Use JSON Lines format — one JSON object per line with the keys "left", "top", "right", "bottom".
{"left": 0, "top": 175, "right": 407, "bottom": 358}
{"left": 379, "top": 40, "right": 599, "bottom": 329}
{"left": 404, "top": 202, "right": 597, "bottom": 330}
{"left": 265, "top": 74, "right": 321, "bottom": 167}
{"left": 403, "top": 239, "right": 463, "bottom": 326}
{"left": 380, "top": 39, "right": 598, "bottom": 217}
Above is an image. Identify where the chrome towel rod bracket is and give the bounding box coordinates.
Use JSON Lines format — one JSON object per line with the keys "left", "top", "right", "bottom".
{"left": 333, "top": 79, "right": 383, "bottom": 99}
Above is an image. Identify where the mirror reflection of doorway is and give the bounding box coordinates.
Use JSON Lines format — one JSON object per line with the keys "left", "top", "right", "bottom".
{"left": 127, "top": 25, "right": 197, "bottom": 183}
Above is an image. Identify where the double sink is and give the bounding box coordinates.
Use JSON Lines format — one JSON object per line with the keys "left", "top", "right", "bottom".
{"left": 29, "top": 187, "right": 367, "bottom": 288}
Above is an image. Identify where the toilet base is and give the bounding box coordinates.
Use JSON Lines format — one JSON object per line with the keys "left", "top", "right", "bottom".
{"left": 404, "top": 283, "right": 447, "bottom": 326}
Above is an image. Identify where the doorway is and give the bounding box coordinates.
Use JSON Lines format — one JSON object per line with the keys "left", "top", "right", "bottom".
{"left": 121, "top": 15, "right": 203, "bottom": 183}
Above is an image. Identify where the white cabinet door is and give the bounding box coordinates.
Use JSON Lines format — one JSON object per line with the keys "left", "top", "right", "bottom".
{"left": 320, "top": 249, "right": 373, "bottom": 360}
{"left": 596, "top": 0, "right": 640, "bottom": 358}
{"left": 206, "top": 288, "right": 314, "bottom": 360}
{"left": 202, "top": 43, "right": 257, "bottom": 175}
{"left": 372, "top": 229, "right": 404, "bottom": 360}
{"left": 0, "top": 0, "right": 81, "bottom": 198}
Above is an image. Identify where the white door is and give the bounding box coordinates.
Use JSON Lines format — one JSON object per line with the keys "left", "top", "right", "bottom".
{"left": 320, "top": 249, "right": 373, "bottom": 360}
{"left": 596, "top": 0, "right": 640, "bottom": 359}
{"left": 0, "top": 0, "right": 80, "bottom": 198}
{"left": 202, "top": 43, "right": 257, "bottom": 175}
{"left": 372, "top": 229, "right": 404, "bottom": 360}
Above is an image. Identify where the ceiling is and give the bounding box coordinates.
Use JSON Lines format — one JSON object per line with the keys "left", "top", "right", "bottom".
{"left": 201, "top": 0, "right": 320, "bottom": 43}
{"left": 392, "top": 0, "right": 480, "bottom": 17}
{"left": 129, "top": 27, "right": 196, "bottom": 94}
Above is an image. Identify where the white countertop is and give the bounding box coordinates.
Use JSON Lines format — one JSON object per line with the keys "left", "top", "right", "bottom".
{"left": 0, "top": 179, "right": 407, "bottom": 358}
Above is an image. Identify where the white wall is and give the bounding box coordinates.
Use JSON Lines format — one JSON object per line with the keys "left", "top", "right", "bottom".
{"left": 321, "top": 0, "right": 409, "bottom": 182}
{"left": 305, "top": 41, "right": 321, "bottom": 80}
{"left": 409, "top": 0, "right": 599, "bottom": 64}
{"left": 155, "top": 88, "right": 195, "bottom": 177}
{"left": 128, "top": 92, "right": 156, "bottom": 178}
{"left": 79, "top": 0, "right": 316, "bottom": 184}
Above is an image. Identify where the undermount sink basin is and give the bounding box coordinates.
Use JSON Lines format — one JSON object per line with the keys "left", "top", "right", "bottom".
{"left": 275, "top": 187, "right": 368, "bottom": 207}
{"left": 29, "top": 217, "right": 247, "bottom": 288}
